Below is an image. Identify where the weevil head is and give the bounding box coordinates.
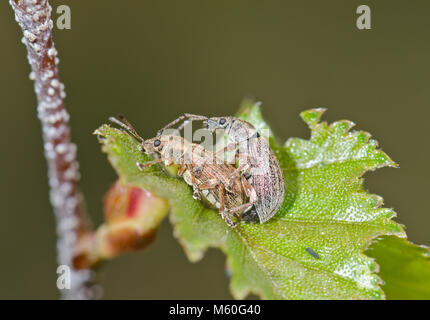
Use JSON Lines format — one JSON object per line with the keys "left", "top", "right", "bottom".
{"left": 203, "top": 116, "right": 235, "bottom": 133}
{"left": 141, "top": 136, "right": 167, "bottom": 157}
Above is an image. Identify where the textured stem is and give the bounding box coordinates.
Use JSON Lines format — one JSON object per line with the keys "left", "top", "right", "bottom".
{"left": 10, "top": 0, "right": 95, "bottom": 299}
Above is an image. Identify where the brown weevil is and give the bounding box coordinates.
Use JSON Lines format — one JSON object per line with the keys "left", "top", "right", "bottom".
{"left": 109, "top": 116, "right": 257, "bottom": 228}
{"left": 158, "top": 113, "right": 285, "bottom": 224}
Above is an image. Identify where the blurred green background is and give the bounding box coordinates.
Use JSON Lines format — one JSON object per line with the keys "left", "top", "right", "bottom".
{"left": 0, "top": 0, "right": 429, "bottom": 299}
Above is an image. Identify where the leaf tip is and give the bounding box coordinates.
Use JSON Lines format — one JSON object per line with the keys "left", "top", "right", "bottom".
{"left": 237, "top": 98, "right": 263, "bottom": 117}
{"left": 93, "top": 124, "right": 113, "bottom": 137}
{"left": 300, "top": 108, "right": 327, "bottom": 127}
{"left": 375, "top": 150, "right": 399, "bottom": 169}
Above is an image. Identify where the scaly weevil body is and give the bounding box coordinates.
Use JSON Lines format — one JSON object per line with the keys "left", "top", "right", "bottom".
{"left": 158, "top": 113, "right": 285, "bottom": 223}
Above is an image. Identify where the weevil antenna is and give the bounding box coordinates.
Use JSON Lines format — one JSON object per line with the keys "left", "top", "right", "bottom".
{"left": 109, "top": 115, "right": 145, "bottom": 143}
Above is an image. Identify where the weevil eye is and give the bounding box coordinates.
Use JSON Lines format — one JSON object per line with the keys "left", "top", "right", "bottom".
{"left": 219, "top": 118, "right": 226, "bottom": 125}
{"left": 154, "top": 139, "right": 161, "bottom": 147}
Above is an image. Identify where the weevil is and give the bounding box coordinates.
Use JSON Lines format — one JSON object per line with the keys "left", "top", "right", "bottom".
{"left": 109, "top": 116, "right": 257, "bottom": 228}
{"left": 158, "top": 113, "right": 285, "bottom": 224}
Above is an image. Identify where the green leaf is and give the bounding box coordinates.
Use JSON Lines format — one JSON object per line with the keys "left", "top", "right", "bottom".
{"left": 95, "top": 102, "right": 428, "bottom": 299}
{"left": 366, "top": 236, "right": 430, "bottom": 299}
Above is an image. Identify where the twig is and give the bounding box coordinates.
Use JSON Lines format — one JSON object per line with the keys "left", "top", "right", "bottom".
{"left": 10, "top": 0, "right": 95, "bottom": 299}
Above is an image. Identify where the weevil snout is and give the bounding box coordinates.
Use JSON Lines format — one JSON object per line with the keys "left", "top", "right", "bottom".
{"left": 204, "top": 118, "right": 221, "bottom": 132}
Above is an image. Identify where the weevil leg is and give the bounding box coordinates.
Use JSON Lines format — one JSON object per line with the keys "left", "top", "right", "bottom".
{"left": 157, "top": 113, "right": 208, "bottom": 136}
{"left": 157, "top": 115, "right": 187, "bottom": 136}
{"left": 184, "top": 113, "right": 209, "bottom": 120}
{"left": 226, "top": 163, "right": 250, "bottom": 190}
{"left": 224, "top": 175, "right": 257, "bottom": 219}
{"left": 177, "top": 165, "right": 187, "bottom": 176}
{"left": 218, "top": 184, "right": 225, "bottom": 212}
{"left": 192, "top": 188, "right": 201, "bottom": 200}
{"left": 176, "top": 114, "right": 208, "bottom": 132}
{"left": 226, "top": 201, "right": 255, "bottom": 219}
{"left": 222, "top": 216, "right": 237, "bottom": 228}
{"left": 221, "top": 211, "right": 239, "bottom": 228}
{"left": 196, "top": 179, "right": 219, "bottom": 190}
{"left": 214, "top": 142, "right": 238, "bottom": 163}
{"left": 187, "top": 166, "right": 202, "bottom": 200}
{"left": 240, "top": 175, "right": 258, "bottom": 203}
{"left": 217, "top": 184, "right": 238, "bottom": 228}
{"left": 215, "top": 142, "right": 237, "bottom": 155}
{"left": 136, "top": 159, "right": 164, "bottom": 170}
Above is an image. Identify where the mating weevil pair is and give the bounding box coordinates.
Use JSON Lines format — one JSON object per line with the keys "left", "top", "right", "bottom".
{"left": 110, "top": 113, "right": 284, "bottom": 228}
{"left": 158, "top": 114, "right": 285, "bottom": 224}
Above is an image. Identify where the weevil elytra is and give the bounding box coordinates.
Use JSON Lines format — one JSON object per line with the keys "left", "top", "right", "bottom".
{"left": 158, "top": 113, "right": 285, "bottom": 224}
{"left": 109, "top": 116, "right": 257, "bottom": 228}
